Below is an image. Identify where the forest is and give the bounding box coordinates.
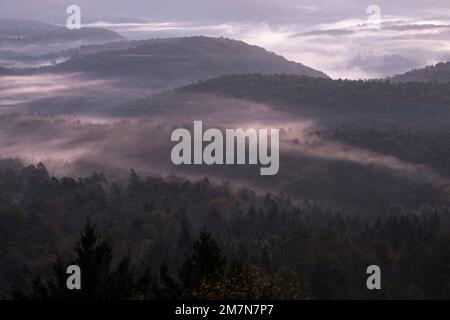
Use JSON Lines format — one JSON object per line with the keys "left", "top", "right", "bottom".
{"left": 180, "top": 74, "right": 450, "bottom": 109}
{"left": 0, "top": 159, "right": 449, "bottom": 299}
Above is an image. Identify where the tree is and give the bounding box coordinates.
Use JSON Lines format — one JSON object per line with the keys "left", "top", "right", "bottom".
{"left": 73, "top": 222, "right": 114, "bottom": 299}
{"left": 176, "top": 211, "right": 192, "bottom": 264}
{"left": 179, "top": 231, "right": 227, "bottom": 296}
{"left": 27, "top": 222, "right": 150, "bottom": 300}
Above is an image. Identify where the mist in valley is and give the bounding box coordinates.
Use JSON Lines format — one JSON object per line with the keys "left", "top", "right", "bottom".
{"left": 2, "top": 11, "right": 450, "bottom": 300}
{"left": 0, "top": 85, "right": 449, "bottom": 207}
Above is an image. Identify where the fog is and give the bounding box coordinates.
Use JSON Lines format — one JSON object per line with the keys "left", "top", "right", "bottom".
{"left": 1, "top": 90, "right": 448, "bottom": 203}
{"left": 283, "top": 136, "right": 450, "bottom": 196}
{"left": 0, "top": 73, "right": 153, "bottom": 113}
{"left": 1, "top": 7, "right": 449, "bottom": 204}
{"left": 1, "top": 62, "right": 448, "bottom": 193}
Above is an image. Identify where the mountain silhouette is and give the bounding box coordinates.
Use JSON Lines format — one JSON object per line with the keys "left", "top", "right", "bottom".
{"left": 49, "top": 36, "right": 328, "bottom": 89}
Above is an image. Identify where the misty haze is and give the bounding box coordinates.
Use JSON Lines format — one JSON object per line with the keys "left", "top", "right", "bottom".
{"left": 1, "top": 0, "right": 450, "bottom": 303}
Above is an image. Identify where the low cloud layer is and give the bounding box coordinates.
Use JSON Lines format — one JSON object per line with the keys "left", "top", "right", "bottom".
{"left": 0, "top": 73, "right": 149, "bottom": 108}
{"left": 1, "top": 94, "right": 449, "bottom": 200}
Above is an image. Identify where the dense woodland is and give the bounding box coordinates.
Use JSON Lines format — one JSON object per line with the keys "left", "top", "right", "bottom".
{"left": 0, "top": 159, "right": 449, "bottom": 299}
{"left": 326, "top": 127, "right": 450, "bottom": 176}
{"left": 11, "top": 37, "right": 327, "bottom": 91}
{"left": 180, "top": 74, "right": 450, "bottom": 110}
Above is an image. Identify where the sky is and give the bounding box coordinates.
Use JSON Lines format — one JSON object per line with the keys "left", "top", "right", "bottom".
{"left": 1, "top": 0, "right": 450, "bottom": 79}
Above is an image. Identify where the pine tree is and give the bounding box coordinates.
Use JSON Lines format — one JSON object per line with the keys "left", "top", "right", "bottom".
{"left": 27, "top": 222, "right": 150, "bottom": 300}
{"left": 179, "top": 231, "right": 227, "bottom": 295}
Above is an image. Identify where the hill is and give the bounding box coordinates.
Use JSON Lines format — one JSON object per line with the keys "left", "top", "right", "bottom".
{"left": 178, "top": 73, "right": 450, "bottom": 109}
{"left": 0, "top": 19, "right": 124, "bottom": 48}
{"left": 390, "top": 62, "right": 450, "bottom": 83}
{"left": 49, "top": 37, "right": 328, "bottom": 88}
{"left": 0, "top": 19, "right": 60, "bottom": 37}
{"left": 108, "top": 74, "right": 450, "bottom": 130}
{"left": 0, "top": 19, "right": 126, "bottom": 67}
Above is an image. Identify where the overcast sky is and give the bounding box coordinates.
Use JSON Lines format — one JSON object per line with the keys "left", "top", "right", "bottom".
{"left": 2, "top": 0, "right": 450, "bottom": 79}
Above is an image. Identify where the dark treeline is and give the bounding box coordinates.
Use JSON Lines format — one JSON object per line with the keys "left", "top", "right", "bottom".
{"left": 390, "top": 61, "right": 450, "bottom": 83}
{"left": 0, "top": 159, "right": 450, "bottom": 299}
{"left": 180, "top": 74, "right": 450, "bottom": 110}
{"left": 326, "top": 127, "right": 450, "bottom": 176}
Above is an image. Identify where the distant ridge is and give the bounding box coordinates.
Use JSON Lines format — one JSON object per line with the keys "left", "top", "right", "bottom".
{"left": 178, "top": 73, "right": 450, "bottom": 109}
{"left": 44, "top": 36, "right": 328, "bottom": 89}
{"left": 0, "top": 19, "right": 125, "bottom": 46}
{"left": 109, "top": 73, "right": 450, "bottom": 118}
{"left": 390, "top": 61, "right": 450, "bottom": 83}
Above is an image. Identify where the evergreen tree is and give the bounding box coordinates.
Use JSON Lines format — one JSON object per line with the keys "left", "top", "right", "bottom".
{"left": 179, "top": 231, "right": 227, "bottom": 295}
{"left": 27, "top": 222, "right": 150, "bottom": 300}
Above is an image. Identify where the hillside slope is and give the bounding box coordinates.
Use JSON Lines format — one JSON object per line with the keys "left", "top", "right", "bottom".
{"left": 179, "top": 73, "right": 450, "bottom": 109}
{"left": 390, "top": 62, "right": 450, "bottom": 83}
{"left": 50, "top": 37, "right": 328, "bottom": 88}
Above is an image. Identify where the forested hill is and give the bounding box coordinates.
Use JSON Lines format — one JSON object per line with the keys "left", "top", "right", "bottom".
{"left": 38, "top": 37, "right": 329, "bottom": 88}
{"left": 390, "top": 61, "right": 450, "bottom": 83}
{"left": 0, "top": 19, "right": 124, "bottom": 45}
{"left": 179, "top": 74, "right": 450, "bottom": 109}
